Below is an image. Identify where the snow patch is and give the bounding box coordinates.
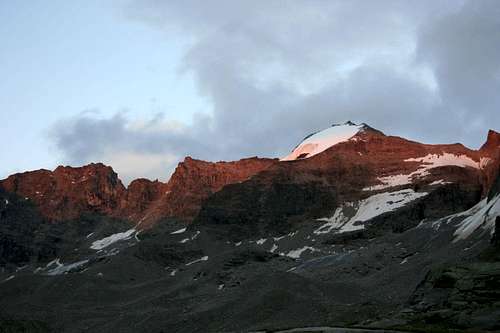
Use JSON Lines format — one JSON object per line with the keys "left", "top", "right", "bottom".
{"left": 180, "top": 230, "right": 201, "bottom": 243}
{"left": 429, "top": 179, "right": 452, "bottom": 186}
{"left": 90, "top": 229, "right": 135, "bottom": 250}
{"left": 171, "top": 227, "right": 187, "bottom": 234}
{"left": 286, "top": 246, "right": 319, "bottom": 259}
{"left": 281, "top": 122, "right": 364, "bottom": 161}
{"left": 405, "top": 153, "right": 480, "bottom": 169}
{"left": 480, "top": 157, "right": 492, "bottom": 169}
{"left": 364, "top": 153, "right": 480, "bottom": 191}
{"left": 315, "top": 189, "right": 428, "bottom": 234}
{"left": 454, "top": 195, "right": 500, "bottom": 241}
{"left": 363, "top": 174, "right": 413, "bottom": 191}
{"left": 47, "top": 259, "right": 89, "bottom": 276}
{"left": 2, "top": 275, "right": 14, "bottom": 282}
{"left": 269, "top": 244, "right": 278, "bottom": 253}
{"left": 185, "top": 256, "right": 209, "bottom": 266}
{"left": 256, "top": 238, "right": 266, "bottom": 245}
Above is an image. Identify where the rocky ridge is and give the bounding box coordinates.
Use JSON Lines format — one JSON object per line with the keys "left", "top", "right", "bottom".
{"left": 0, "top": 157, "right": 277, "bottom": 225}
{"left": 1, "top": 124, "right": 499, "bottom": 233}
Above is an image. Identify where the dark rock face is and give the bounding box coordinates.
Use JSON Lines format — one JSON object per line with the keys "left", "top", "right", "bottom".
{"left": 196, "top": 174, "right": 338, "bottom": 239}
{"left": 488, "top": 166, "right": 500, "bottom": 201}
{"left": 0, "top": 186, "right": 131, "bottom": 266}
{"left": 405, "top": 263, "right": 500, "bottom": 330}
{"left": 493, "top": 216, "right": 500, "bottom": 246}
{"left": 0, "top": 189, "right": 45, "bottom": 265}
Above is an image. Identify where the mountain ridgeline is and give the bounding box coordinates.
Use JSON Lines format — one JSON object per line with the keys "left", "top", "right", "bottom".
{"left": 1, "top": 122, "right": 500, "bottom": 332}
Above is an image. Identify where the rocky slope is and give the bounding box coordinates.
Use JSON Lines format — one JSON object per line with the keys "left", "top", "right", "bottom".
{"left": 1, "top": 122, "right": 500, "bottom": 332}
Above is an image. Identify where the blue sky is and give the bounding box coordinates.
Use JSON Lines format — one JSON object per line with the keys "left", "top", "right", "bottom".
{"left": 0, "top": 0, "right": 204, "bottom": 177}
{"left": 1, "top": 1, "right": 499, "bottom": 183}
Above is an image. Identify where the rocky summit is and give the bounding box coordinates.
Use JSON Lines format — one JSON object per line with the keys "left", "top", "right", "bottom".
{"left": 1, "top": 122, "right": 500, "bottom": 333}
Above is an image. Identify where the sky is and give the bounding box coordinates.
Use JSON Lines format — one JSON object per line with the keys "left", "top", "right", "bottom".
{"left": 1, "top": 0, "right": 499, "bottom": 184}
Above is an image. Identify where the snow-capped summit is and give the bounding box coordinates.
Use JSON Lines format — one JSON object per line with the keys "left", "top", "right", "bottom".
{"left": 281, "top": 121, "right": 366, "bottom": 161}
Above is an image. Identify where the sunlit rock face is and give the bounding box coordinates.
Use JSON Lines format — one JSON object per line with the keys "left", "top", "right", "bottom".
{"left": 0, "top": 157, "right": 278, "bottom": 226}
{"left": 0, "top": 123, "right": 498, "bottom": 231}
{"left": 0, "top": 163, "right": 127, "bottom": 221}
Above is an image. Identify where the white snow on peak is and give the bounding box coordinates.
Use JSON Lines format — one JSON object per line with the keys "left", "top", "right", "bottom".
{"left": 315, "top": 189, "right": 428, "bottom": 234}
{"left": 281, "top": 122, "right": 364, "bottom": 161}
{"left": 90, "top": 229, "right": 136, "bottom": 250}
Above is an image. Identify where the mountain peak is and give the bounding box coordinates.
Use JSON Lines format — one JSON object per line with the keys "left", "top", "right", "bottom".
{"left": 481, "top": 129, "right": 500, "bottom": 151}
{"left": 281, "top": 121, "right": 375, "bottom": 161}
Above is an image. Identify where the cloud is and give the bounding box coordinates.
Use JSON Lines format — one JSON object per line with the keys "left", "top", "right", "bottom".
{"left": 50, "top": 112, "right": 187, "bottom": 184}
{"left": 417, "top": 0, "right": 500, "bottom": 134}
{"left": 50, "top": 0, "right": 500, "bottom": 183}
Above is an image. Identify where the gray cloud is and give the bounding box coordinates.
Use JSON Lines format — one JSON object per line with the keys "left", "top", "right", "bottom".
{"left": 417, "top": 0, "right": 500, "bottom": 134}
{"left": 51, "top": 0, "right": 500, "bottom": 183}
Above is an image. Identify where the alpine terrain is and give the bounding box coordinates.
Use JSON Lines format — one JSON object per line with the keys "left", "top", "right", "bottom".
{"left": 1, "top": 121, "right": 499, "bottom": 333}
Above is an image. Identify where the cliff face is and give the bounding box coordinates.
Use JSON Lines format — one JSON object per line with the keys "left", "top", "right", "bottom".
{"left": 134, "top": 157, "right": 279, "bottom": 227}
{"left": 0, "top": 163, "right": 126, "bottom": 221}
{"left": 0, "top": 158, "right": 278, "bottom": 226}
{"left": 480, "top": 130, "right": 500, "bottom": 194}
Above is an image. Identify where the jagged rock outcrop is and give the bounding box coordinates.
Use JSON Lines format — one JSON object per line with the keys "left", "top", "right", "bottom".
{"left": 0, "top": 158, "right": 277, "bottom": 226}
{"left": 0, "top": 163, "right": 126, "bottom": 221}
{"left": 480, "top": 130, "right": 500, "bottom": 193}
{"left": 135, "top": 157, "right": 279, "bottom": 227}
{"left": 119, "top": 178, "right": 165, "bottom": 221}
